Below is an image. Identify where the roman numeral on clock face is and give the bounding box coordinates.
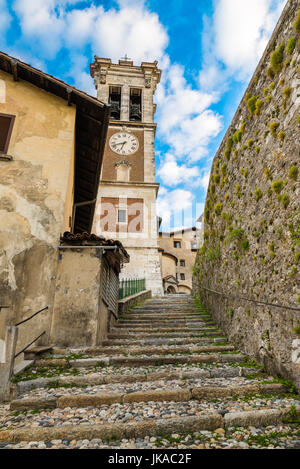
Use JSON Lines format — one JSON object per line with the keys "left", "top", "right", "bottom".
{"left": 109, "top": 132, "right": 139, "bottom": 155}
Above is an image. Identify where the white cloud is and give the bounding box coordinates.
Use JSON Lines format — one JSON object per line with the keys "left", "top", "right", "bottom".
{"left": 199, "top": 0, "right": 287, "bottom": 87}
{"left": 156, "top": 63, "right": 222, "bottom": 163}
{"left": 0, "top": 0, "right": 12, "bottom": 36}
{"left": 12, "top": 0, "right": 168, "bottom": 64}
{"left": 157, "top": 187, "right": 195, "bottom": 230}
{"left": 157, "top": 154, "right": 200, "bottom": 187}
{"left": 92, "top": 6, "right": 168, "bottom": 64}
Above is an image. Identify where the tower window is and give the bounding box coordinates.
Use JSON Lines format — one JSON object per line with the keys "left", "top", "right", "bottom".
{"left": 180, "top": 260, "right": 185, "bottom": 267}
{"left": 0, "top": 113, "right": 15, "bottom": 154}
{"left": 174, "top": 241, "right": 181, "bottom": 248}
{"left": 180, "top": 273, "right": 185, "bottom": 280}
{"left": 109, "top": 86, "right": 121, "bottom": 120}
{"left": 130, "top": 88, "right": 142, "bottom": 122}
{"left": 118, "top": 208, "right": 127, "bottom": 224}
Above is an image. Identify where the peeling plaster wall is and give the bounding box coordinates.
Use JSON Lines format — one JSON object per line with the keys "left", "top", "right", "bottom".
{"left": 193, "top": 1, "right": 300, "bottom": 390}
{"left": 50, "top": 248, "right": 110, "bottom": 347}
{"left": 0, "top": 70, "right": 76, "bottom": 352}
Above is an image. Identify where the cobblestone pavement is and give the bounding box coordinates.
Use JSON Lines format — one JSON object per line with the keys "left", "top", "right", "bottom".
{"left": 1, "top": 296, "right": 299, "bottom": 449}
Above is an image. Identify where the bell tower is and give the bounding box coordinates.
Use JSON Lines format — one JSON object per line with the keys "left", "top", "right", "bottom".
{"left": 90, "top": 57, "right": 163, "bottom": 296}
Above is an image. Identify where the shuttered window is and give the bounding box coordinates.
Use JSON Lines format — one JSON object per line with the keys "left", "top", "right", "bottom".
{"left": 0, "top": 114, "right": 15, "bottom": 154}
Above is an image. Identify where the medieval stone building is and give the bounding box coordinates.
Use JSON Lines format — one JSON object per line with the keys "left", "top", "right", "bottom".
{"left": 159, "top": 227, "right": 202, "bottom": 294}
{"left": 90, "top": 58, "right": 163, "bottom": 296}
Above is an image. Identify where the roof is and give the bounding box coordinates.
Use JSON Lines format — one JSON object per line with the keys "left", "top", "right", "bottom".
{"left": 60, "top": 231, "right": 129, "bottom": 264}
{"left": 159, "top": 226, "right": 197, "bottom": 237}
{"left": 0, "top": 50, "right": 110, "bottom": 234}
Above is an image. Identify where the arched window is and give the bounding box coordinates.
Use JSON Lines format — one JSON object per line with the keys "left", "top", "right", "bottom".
{"left": 115, "top": 160, "right": 131, "bottom": 182}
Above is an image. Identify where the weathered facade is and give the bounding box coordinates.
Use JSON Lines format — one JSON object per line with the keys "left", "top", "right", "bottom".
{"left": 91, "top": 58, "right": 163, "bottom": 296}
{"left": 193, "top": 1, "right": 300, "bottom": 390}
{"left": 0, "top": 52, "right": 110, "bottom": 357}
{"left": 159, "top": 228, "right": 201, "bottom": 294}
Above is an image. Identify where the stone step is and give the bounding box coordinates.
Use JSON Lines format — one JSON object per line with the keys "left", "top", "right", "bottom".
{"left": 33, "top": 353, "right": 246, "bottom": 370}
{"left": 23, "top": 345, "right": 54, "bottom": 361}
{"left": 63, "top": 345, "right": 235, "bottom": 357}
{"left": 118, "top": 316, "right": 212, "bottom": 322}
{"left": 110, "top": 326, "right": 219, "bottom": 333}
{"left": 102, "top": 337, "right": 228, "bottom": 346}
{"left": 108, "top": 331, "right": 223, "bottom": 339}
{"left": 12, "top": 365, "right": 263, "bottom": 396}
{"left": 2, "top": 406, "right": 299, "bottom": 443}
{"left": 113, "top": 323, "right": 217, "bottom": 329}
{"left": 9, "top": 383, "right": 287, "bottom": 411}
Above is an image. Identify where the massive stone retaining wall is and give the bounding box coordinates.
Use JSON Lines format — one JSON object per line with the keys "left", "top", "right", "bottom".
{"left": 193, "top": 0, "right": 300, "bottom": 390}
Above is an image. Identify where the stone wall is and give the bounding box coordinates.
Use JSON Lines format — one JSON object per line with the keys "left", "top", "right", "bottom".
{"left": 193, "top": 1, "right": 300, "bottom": 390}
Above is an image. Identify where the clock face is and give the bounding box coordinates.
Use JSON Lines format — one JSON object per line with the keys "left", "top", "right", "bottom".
{"left": 109, "top": 132, "right": 139, "bottom": 155}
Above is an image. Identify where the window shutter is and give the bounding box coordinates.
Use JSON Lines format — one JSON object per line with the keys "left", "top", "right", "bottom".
{"left": 0, "top": 114, "right": 15, "bottom": 154}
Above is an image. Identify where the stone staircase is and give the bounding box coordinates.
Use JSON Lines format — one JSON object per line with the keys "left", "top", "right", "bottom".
{"left": 0, "top": 296, "right": 299, "bottom": 449}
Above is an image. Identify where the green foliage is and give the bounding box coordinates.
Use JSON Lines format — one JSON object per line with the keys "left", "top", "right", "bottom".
{"left": 289, "top": 165, "right": 298, "bottom": 181}
{"left": 229, "top": 309, "right": 234, "bottom": 319}
{"left": 214, "top": 172, "right": 220, "bottom": 184}
{"left": 247, "top": 138, "right": 254, "bottom": 147}
{"left": 272, "top": 179, "right": 283, "bottom": 194}
{"left": 206, "top": 246, "right": 221, "bottom": 262}
{"left": 266, "top": 95, "right": 272, "bottom": 104}
{"left": 270, "top": 44, "right": 285, "bottom": 73}
{"left": 269, "top": 121, "right": 279, "bottom": 137}
{"left": 246, "top": 95, "right": 258, "bottom": 115}
{"left": 224, "top": 137, "right": 233, "bottom": 160}
{"left": 214, "top": 203, "right": 223, "bottom": 216}
{"left": 270, "top": 82, "right": 275, "bottom": 90}
{"left": 293, "top": 325, "right": 300, "bottom": 335}
{"left": 254, "top": 188, "right": 263, "bottom": 201}
{"left": 280, "top": 194, "right": 290, "bottom": 209}
{"left": 278, "top": 131, "right": 285, "bottom": 141}
{"left": 221, "top": 163, "right": 227, "bottom": 175}
{"left": 256, "top": 146, "right": 260, "bottom": 154}
{"left": 267, "top": 67, "right": 275, "bottom": 80}
{"left": 255, "top": 99, "right": 263, "bottom": 115}
{"left": 293, "top": 9, "right": 300, "bottom": 33}
{"left": 233, "top": 130, "right": 242, "bottom": 144}
{"left": 235, "top": 184, "right": 241, "bottom": 195}
{"left": 282, "top": 87, "right": 292, "bottom": 99}
{"left": 287, "top": 37, "right": 296, "bottom": 54}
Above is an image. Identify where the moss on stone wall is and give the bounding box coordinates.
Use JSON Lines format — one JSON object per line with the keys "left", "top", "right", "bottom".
{"left": 193, "top": 0, "right": 300, "bottom": 391}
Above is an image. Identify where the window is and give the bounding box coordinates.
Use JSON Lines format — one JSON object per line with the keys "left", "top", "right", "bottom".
{"left": 180, "top": 273, "right": 185, "bottom": 280}
{"left": 180, "top": 260, "right": 185, "bottom": 267}
{"left": 109, "top": 86, "right": 121, "bottom": 120}
{"left": 0, "top": 113, "right": 15, "bottom": 154}
{"left": 174, "top": 241, "right": 181, "bottom": 248}
{"left": 117, "top": 208, "right": 127, "bottom": 224}
{"left": 130, "top": 88, "right": 142, "bottom": 121}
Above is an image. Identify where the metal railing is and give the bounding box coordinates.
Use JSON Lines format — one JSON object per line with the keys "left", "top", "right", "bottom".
{"left": 14, "top": 306, "right": 48, "bottom": 359}
{"left": 119, "top": 278, "right": 146, "bottom": 300}
{"left": 200, "top": 287, "right": 300, "bottom": 312}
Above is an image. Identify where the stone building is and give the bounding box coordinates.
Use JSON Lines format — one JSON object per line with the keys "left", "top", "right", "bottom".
{"left": 159, "top": 227, "right": 202, "bottom": 294}
{"left": 90, "top": 57, "right": 163, "bottom": 296}
{"left": 0, "top": 51, "right": 127, "bottom": 358}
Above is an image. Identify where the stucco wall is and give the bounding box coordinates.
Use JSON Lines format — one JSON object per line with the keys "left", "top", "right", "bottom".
{"left": 50, "top": 248, "right": 110, "bottom": 347}
{"left": 0, "top": 70, "right": 76, "bottom": 352}
{"left": 193, "top": 1, "right": 300, "bottom": 390}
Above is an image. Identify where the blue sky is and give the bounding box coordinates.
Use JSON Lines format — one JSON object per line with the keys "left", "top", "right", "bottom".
{"left": 0, "top": 0, "right": 287, "bottom": 230}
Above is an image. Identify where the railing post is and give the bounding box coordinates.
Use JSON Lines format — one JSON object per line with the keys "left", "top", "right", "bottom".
{"left": 0, "top": 326, "right": 18, "bottom": 402}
